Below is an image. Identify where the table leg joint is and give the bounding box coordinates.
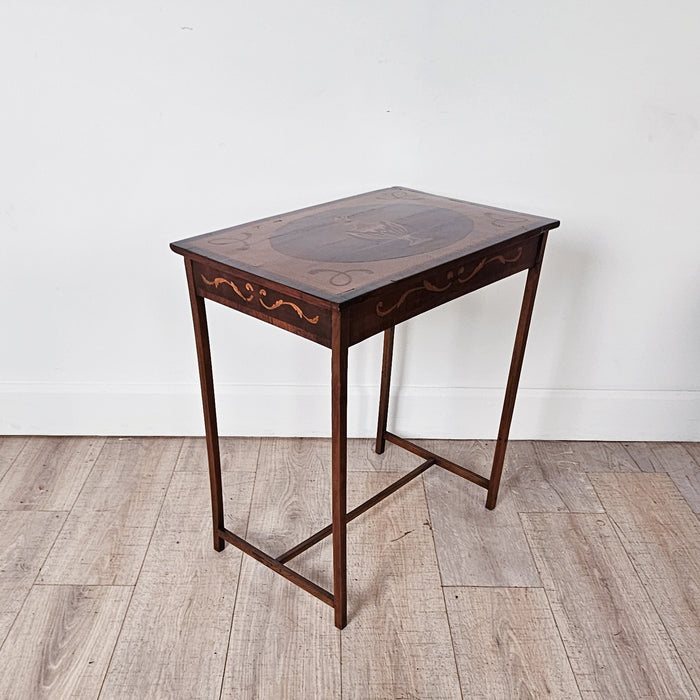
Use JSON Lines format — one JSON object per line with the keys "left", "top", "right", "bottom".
{"left": 383, "top": 432, "right": 490, "bottom": 490}
{"left": 217, "top": 526, "right": 334, "bottom": 607}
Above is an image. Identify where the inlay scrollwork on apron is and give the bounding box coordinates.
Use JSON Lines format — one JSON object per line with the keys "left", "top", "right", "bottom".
{"left": 376, "top": 248, "right": 523, "bottom": 317}
{"left": 201, "top": 275, "right": 320, "bottom": 325}
{"left": 200, "top": 275, "right": 254, "bottom": 301}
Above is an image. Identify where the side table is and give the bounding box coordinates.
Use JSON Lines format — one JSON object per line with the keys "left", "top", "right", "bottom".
{"left": 171, "top": 186, "right": 559, "bottom": 628}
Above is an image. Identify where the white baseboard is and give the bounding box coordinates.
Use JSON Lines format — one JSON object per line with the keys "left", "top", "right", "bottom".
{"left": 0, "top": 383, "right": 698, "bottom": 441}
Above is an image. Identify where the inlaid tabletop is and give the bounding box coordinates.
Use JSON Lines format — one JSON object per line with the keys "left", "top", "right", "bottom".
{"left": 170, "top": 187, "right": 559, "bottom": 303}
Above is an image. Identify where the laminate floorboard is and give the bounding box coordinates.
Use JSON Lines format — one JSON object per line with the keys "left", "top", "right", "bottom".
{"left": 175, "top": 436, "right": 261, "bottom": 473}
{"left": 624, "top": 441, "right": 700, "bottom": 512}
{"left": 422, "top": 441, "right": 540, "bottom": 586}
{"left": 242, "top": 438, "right": 332, "bottom": 563}
{"left": 522, "top": 512, "right": 697, "bottom": 699}
{"left": 0, "top": 436, "right": 104, "bottom": 511}
{"left": 444, "top": 587, "right": 580, "bottom": 699}
{"left": 0, "top": 436, "right": 28, "bottom": 482}
{"left": 536, "top": 441, "right": 641, "bottom": 472}
{"left": 591, "top": 473, "right": 700, "bottom": 691}
{"left": 2, "top": 437, "right": 697, "bottom": 699}
{"left": 503, "top": 441, "right": 603, "bottom": 513}
{"left": 38, "top": 437, "right": 182, "bottom": 586}
{"left": 0, "top": 585, "right": 131, "bottom": 699}
{"left": 348, "top": 437, "right": 423, "bottom": 472}
{"left": 683, "top": 442, "right": 700, "bottom": 468}
{"left": 0, "top": 510, "right": 67, "bottom": 646}
{"left": 222, "top": 438, "right": 340, "bottom": 699}
{"left": 100, "top": 440, "right": 256, "bottom": 699}
{"left": 341, "top": 472, "right": 462, "bottom": 700}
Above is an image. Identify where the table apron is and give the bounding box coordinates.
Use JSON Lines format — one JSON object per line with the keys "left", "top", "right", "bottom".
{"left": 192, "top": 260, "right": 333, "bottom": 347}
{"left": 345, "top": 233, "right": 543, "bottom": 345}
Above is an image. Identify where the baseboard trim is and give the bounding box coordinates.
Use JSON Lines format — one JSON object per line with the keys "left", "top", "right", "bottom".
{"left": 0, "top": 383, "right": 698, "bottom": 440}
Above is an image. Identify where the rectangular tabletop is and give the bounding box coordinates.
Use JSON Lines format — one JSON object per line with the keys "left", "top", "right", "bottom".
{"left": 171, "top": 187, "right": 559, "bottom": 347}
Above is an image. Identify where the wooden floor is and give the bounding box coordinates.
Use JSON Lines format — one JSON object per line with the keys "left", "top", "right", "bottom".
{"left": 0, "top": 437, "right": 699, "bottom": 699}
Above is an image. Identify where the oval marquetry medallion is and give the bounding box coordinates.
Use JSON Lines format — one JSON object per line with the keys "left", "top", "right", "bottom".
{"left": 270, "top": 203, "right": 473, "bottom": 263}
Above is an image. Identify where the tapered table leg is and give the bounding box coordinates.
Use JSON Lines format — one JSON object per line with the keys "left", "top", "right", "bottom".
{"left": 486, "top": 235, "right": 548, "bottom": 510}
{"left": 375, "top": 326, "right": 395, "bottom": 454}
{"left": 331, "top": 313, "right": 348, "bottom": 628}
{"left": 186, "top": 260, "right": 225, "bottom": 551}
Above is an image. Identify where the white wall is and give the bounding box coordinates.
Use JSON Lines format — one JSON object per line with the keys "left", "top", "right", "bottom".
{"left": 1, "top": 1, "right": 699, "bottom": 439}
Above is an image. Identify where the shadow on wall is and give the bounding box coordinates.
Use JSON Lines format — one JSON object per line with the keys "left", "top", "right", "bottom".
{"left": 384, "top": 267, "right": 524, "bottom": 437}
{"left": 534, "top": 235, "right": 595, "bottom": 434}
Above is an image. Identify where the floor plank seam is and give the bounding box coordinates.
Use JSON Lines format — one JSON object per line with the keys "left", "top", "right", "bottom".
{"left": 513, "top": 509, "right": 608, "bottom": 514}
{"left": 22, "top": 437, "right": 111, "bottom": 586}
{"left": 678, "top": 444, "right": 700, "bottom": 514}
{"left": 0, "top": 507, "right": 88, "bottom": 514}
{"left": 540, "top": 580, "right": 585, "bottom": 699}
{"left": 517, "top": 510, "right": 585, "bottom": 699}
{"left": 622, "top": 441, "right": 656, "bottom": 473}
{"left": 0, "top": 509, "right": 70, "bottom": 656}
{"left": 4, "top": 496, "right": 72, "bottom": 641}
{"left": 620, "top": 442, "right": 642, "bottom": 471}
{"left": 61, "top": 436, "right": 110, "bottom": 516}
{"left": 420, "top": 473, "right": 446, "bottom": 588}
{"left": 96, "top": 437, "right": 184, "bottom": 700}
{"left": 424, "top": 470, "right": 465, "bottom": 700}
{"left": 32, "top": 582, "right": 136, "bottom": 587}
{"left": 662, "top": 467, "right": 700, "bottom": 515}
{"left": 681, "top": 444, "right": 700, "bottom": 468}
{"left": 219, "top": 437, "right": 263, "bottom": 700}
{"left": 0, "top": 436, "right": 29, "bottom": 485}
{"left": 588, "top": 475, "right": 700, "bottom": 697}
{"left": 441, "top": 584, "right": 547, "bottom": 589}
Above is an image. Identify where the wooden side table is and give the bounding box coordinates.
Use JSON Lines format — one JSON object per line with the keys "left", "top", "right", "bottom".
{"left": 171, "top": 186, "right": 559, "bottom": 628}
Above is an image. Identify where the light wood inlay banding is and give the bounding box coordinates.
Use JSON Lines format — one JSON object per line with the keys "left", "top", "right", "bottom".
{"left": 376, "top": 247, "right": 523, "bottom": 316}
{"left": 201, "top": 274, "right": 320, "bottom": 324}
{"left": 200, "top": 275, "right": 254, "bottom": 301}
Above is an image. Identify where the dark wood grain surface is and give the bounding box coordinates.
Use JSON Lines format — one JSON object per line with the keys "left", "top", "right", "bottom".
{"left": 171, "top": 186, "right": 559, "bottom": 304}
